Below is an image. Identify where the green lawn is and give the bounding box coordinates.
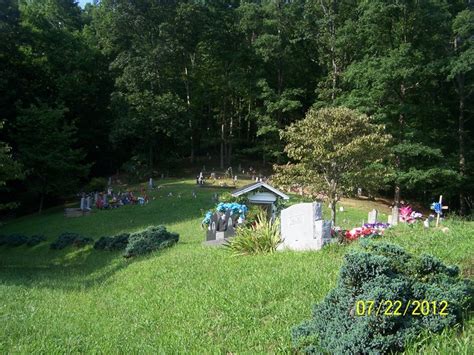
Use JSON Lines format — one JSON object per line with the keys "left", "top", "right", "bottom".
{"left": 0, "top": 179, "right": 472, "bottom": 353}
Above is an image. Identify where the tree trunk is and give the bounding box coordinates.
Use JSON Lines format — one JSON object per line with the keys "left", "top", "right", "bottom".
{"left": 394, "top": 185, "right": 401, "bottom": 208}
{"left": 457, "top": 74, "right": 466, "bottom": 216}
{"left": 220, "top": 121, "right": 225, "bottom": 169}
{"left": 330, "top": 197, "right": 337, "bottom": 226}
{"left": 148, "top": 143, "right": 153, "bottom": 170}
{"left": 184, "top": 65, "right": 194, "bottom": 163}
{"left": 38, "top": 193, "right": 44, "bottom": 214}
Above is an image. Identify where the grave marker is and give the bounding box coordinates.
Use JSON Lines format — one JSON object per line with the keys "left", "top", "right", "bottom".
{"left": 431, "top": 195, "right": 448, "bottom": 227}
{"left": 368, "top": 209, "right": 378, "bottom": 224}
{"left": 391, "top": 206, "right": 399, "bottom": 226}
{"left": 278, "top": 202, "right": 330, "bottom": 251}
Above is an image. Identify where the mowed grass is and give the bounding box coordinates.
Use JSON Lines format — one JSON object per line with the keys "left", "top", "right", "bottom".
{"left": 0, "top": 179, "right": 473, "bottom": 353}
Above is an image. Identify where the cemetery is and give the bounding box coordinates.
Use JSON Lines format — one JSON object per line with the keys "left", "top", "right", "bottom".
{"left": 0, "top": 176, "right": 472, "bottom": 353}
{"left": 0, "top": 1, "right": 473, "bottom": 353}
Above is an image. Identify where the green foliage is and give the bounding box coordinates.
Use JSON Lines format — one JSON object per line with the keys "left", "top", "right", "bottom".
{"left": 279, "top": 106, "right": 391, "bottom": 224}
{"left": 124, "top": 226, "right": 179, "bottom": 258}
{"left": 0, "top": 122, "right": 23, "bottom": 210}
{"left": 26, "top": 234, "right": 46, "bottom": 247}
{"left": 218, "top": 192, "right": 248, "bottom": 205}
{"left": 84, "top": 177, "right": 108, "bottom": 193}
{"left": 0, "top": 233, "right": 45, "bottom": 247}
{"left": 226, "top": 212, "right": 281, "bottom": 256}
{"left": 94, "top": 233, "right": 130, "bottom": 251}
{"left": 0, "top": 233, "right": 28, "bottom": 247}
{"left": 14, "top": 104, "right": 90, "bottom": 211}
{"left": 50, "top": 232, "right": 93, "bottom": 250}
{"left": 292, "top": 242, "right": 472, "bottom": 354}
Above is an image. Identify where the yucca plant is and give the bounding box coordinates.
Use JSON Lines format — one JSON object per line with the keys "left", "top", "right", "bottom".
{"left": 225, "top": 211, "right": 281, "bottom": 255}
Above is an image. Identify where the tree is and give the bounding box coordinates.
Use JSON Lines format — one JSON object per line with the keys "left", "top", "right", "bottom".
{"left": 0, "top": 121, "right": 22, "bottom": 210}
{"left": 278, "top": 107, "right": 391, "bottom": 225}
{"left": 340, "top": 0, "right": 457, "bottom": 207}
{"left": 447, "top": 6, "right": 474, "bottom": 215}
{"left": 14, "top": 104, "right": 89, "bottom": 213}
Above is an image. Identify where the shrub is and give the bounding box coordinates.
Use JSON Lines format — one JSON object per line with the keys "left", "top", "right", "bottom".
{"left": 84, "top": 177, "right": 108, "bottom": 192}
{"left": 26, "top": 234, "right": 46, "bottom": 246}
{"left": 50, "top": 232, "right": 92, "bottom": 250}
{"left": 225, "top": 211, "right": 281, "bottom": 255}
{"left": 94, "top": 233, "right": 130, "bottom": 251}
{"left": 124, "top": 226, "right": 179, "bottom": 258}
{"left": 292, "top": 241, "right": 473, "bottom": 354}
{"left": 0, "top": 233, "right": 28, "bottom": 247}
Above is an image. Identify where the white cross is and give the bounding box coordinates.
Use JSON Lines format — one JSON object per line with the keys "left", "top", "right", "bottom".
{"left": 432, "top": 195, "right": 449, "bottom": 227}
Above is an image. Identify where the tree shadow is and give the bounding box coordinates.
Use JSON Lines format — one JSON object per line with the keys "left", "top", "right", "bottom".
{"left": 0, "top": 244, "right": 174, "bottom": 292}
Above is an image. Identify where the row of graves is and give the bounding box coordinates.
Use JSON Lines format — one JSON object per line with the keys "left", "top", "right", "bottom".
{"left": 203, "top": 181, "right": 449, "bottom": 249}
{"left": 65, "top": 178, "right": 158, "bottom": 217}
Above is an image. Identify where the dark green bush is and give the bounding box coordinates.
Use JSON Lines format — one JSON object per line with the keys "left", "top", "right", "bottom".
{"left": 0, "top": 233, "right": 28, "bottom": 247}
{"left": 124, "top": 226, "right": 178, "bottom": 258}
{"left": 94, "top": 233, "right": 130, "bottom": 251}
{"left": 26, "top": 234, "right": 46, "bottom": 246}
{"left": 84, "top": 177, "right": 108, "bottom": 192}
{"left": 292, "top": 242, "right": 472, "bottom": 354}
{"left": 50, "top": 232, "right": 92, "bottom": 250}
{"left": 0, "top": 234, "right": 46, "bottom": 247}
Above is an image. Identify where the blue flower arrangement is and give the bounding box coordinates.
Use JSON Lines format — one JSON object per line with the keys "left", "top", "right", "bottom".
{"left": 202, "top": 202, "right": 248, "bottom": 225}
{"left": 202, "top": 211, "right": 213, "bottom": 225}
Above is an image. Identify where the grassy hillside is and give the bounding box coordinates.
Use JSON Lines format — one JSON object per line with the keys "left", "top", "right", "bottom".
{"left": 0, "top": 179, "right": 472, "bottom": 353}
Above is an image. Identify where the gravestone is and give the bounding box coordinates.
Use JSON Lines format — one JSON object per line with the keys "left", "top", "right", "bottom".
{"left": 108, "top": 177, "right": 112, "bottom": 186}
{"left": 86, "top": 196, "right": 91, "bottom": 210}
{"left": 80, "top": 197, "right": 85, "bottom": 211}
{"left": 206, "top": 213, "right": 219, "bottom": 241}
{"left": 278, "top": 202, "right": 330, "bottom": 251}
{"left": 206, "top": 210, "right": 236, "bottom": 243}
{"left": 368, "top": 209, "right": 378, "bottom": 224}
{"left": 391, "top": 206, "right": 399, "bottom": 226}
{"left": 148, "top": 178, "right": 153, "bottom": 189}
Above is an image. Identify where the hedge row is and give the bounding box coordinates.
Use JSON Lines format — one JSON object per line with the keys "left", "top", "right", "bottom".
{"left": 0, "top": 234, "right": 46, "bottom": 247}
{"left": 50, "top": 233, "right": 93, "bottom": 250}
{"left": 95, "top": 226, "right": 179, "bottom": 257}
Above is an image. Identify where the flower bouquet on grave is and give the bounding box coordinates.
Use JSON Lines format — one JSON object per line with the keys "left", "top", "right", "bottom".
{"left": 344, "top": 225, "right": 384, "bottom": 241}
{"left": 399, "top": 205, "right": 423, "bottom": 224}
{"left": 363, "top": 222, "right": 390, "bottom": 232}
{"left": 201, "top": 202, "right": 249, "bottom": 226}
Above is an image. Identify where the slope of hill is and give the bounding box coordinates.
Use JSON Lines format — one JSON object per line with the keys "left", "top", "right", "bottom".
{"left": 0, "top": 179, "right": 472, "bottom": 353}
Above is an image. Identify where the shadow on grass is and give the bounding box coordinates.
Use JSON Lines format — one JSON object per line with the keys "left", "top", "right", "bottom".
{"left": 0, "top": 243, "right": 177, "bottom": 292}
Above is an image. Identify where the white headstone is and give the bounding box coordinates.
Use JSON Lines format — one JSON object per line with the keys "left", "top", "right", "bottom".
{"left": 368, "top": 209, "right": 378, "bottom": 224}
{"left": 388, "top": 215, "right": 393, "bottom": 224}
{"left": 423, "top": 219, "right": 430, "bottom": 228}
{"left": 80, "top": 197, "right": 85, "bottom": 211}
{"left": 149, "top": 178, "right": 153, "bottom": 188}
{"left": 278, "top": 202, "right": 329, "bottom": 251}
{"left": 391, "top": 206, "right": 399, "bottom": 226}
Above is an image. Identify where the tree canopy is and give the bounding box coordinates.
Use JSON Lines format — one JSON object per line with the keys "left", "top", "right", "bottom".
{"left": 277, "top": 107, "right": 391, "bottom": 224}
{"left": 0, "top": 0, "right": 472, "bottom": 215}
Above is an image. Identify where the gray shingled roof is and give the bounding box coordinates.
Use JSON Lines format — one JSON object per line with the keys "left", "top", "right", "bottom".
{"left": 231, "top": 182, "right": 289, "bottom": 200}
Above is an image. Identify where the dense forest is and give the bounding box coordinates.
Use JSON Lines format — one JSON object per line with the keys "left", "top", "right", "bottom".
{"left": 0, "top": 0, "right": 473, "bottom": 215}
